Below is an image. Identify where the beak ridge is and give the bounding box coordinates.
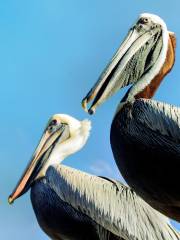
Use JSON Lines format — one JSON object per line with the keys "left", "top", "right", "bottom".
{"left": 8, "top": 124, "right": 68, "bottom": 203}
{"left": 82, "top": 24, "right": 161, "bottom": 114}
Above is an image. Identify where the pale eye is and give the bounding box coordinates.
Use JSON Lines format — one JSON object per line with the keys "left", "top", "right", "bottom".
{"left": 139, "top": 17, "right": 149, "bottom": 24}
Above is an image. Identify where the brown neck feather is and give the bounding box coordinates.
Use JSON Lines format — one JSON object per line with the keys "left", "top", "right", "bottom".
{"left": 135, "top": 32, "right": 176, "bottom": 100}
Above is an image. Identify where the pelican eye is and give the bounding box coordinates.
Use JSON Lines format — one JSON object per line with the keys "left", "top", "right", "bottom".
{"left": 47, "top": 119, "right": 58, "bottom": 132}
{"left": 139, "top": 17, "right": 149, "bottom": 24}
{"left": 50, "top": 119, "right": 58, "bottom": 126}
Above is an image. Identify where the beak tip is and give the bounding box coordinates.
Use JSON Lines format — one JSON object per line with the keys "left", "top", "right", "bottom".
{"left": 88, "top": 108, "right": 95, "bottom": 115}
{"left": 8, "top": 196, "right": 14, "bottom": 205}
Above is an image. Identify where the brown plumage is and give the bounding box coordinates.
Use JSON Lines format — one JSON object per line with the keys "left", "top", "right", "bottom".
{"left": 82, "top": 13, "right": 180, "bottom": 221}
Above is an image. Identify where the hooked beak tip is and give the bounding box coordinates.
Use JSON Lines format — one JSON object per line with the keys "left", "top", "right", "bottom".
{"left": 82, "top": 98, "right": 96, "bottom": 115}
{"left": 88, "top": 108, "right": 95, "bottom": 115}
{"left": 8, "top": 196, "right": 14, "bottom": 205}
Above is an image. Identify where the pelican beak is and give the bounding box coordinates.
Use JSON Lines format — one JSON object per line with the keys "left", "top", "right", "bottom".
{"left": 8, "top": 123, "right": 69, "bottom": 204}
{"left": 82, "top": 16, "right": 164, "bottom": 114}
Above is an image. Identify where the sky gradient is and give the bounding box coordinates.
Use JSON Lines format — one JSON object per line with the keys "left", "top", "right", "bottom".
{"left": 1, "top": 0, "right": 180, "bottom": 239}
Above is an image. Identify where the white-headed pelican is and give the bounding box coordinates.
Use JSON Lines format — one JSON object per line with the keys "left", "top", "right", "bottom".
{"left": 8, "top": 114, "right": 180, "bottom": 239}
{"left": 82, "top": 13, "right": 180, "bottom": 221}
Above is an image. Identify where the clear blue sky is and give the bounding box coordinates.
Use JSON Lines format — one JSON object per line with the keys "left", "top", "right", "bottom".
{"left": 0, "top": 0, "right": 180, "bottom": 239}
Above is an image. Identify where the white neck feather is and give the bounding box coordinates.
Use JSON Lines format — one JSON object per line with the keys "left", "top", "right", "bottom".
{"left": 127, "top": 14, "right": 169, "bottom": 101}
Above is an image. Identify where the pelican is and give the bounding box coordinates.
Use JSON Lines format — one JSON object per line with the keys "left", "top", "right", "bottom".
{"left": 82, "top": 13, "right": 180, "bottom": 221}
{"left": 8, "top": 114, "right": 179, "bottom": 239}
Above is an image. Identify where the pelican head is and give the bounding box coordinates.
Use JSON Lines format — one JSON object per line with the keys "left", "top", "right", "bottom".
{"left": 82, "top": 13, "right": 172, "bottom": 114}
{"left": 8, "top": 114, "right": 91, "bottom": 204}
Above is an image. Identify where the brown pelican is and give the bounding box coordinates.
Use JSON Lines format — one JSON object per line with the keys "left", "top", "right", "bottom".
{"left": 8, "top": 114, "right": 179, "bottom": 239}
{"left": 82, "top": 13, "right": 180, "bottom": 221}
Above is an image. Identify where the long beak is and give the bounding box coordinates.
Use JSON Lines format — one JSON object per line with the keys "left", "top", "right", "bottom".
{"left": 8, "top": 124, "right": 69, "bottom": 204}
{"left": 82, "top": 25, "right": 161, "bottom": 114}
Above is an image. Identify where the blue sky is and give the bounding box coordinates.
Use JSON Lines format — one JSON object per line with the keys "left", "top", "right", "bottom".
{"left": 0, "top": 0, "right": 180, "bottom": 239}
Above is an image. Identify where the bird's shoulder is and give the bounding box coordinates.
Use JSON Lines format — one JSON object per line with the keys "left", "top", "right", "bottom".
{"left": 114, "top": 98, "right": 180, "bottom": 142}
{"left": 132, "top": 98, "right": 180, "bottom": 140}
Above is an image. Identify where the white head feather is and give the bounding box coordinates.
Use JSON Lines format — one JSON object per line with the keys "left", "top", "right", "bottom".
{"left": 47, "top": 114, "right": 91, "bottom": 165}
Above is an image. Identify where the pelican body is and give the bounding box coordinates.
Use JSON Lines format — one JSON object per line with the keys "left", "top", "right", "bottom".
{"left": 31, "top": 164, "right": 180, "bottom": 240}
{"left": 82, "top": 13, "right": 180, "bottom": 221}
{"left": 31, "top": 167, "right": 120, "bottom": 240}
{"left": 8, "top": 114, "right": 179, "bottom": 240}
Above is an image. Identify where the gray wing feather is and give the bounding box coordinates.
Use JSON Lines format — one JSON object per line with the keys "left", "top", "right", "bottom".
{"left": 46, "top": 164, "right": 180, "bottom": 240}
{"left": 132, "top": 99, "right": 180, "bottom": 142}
